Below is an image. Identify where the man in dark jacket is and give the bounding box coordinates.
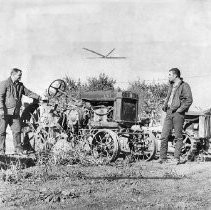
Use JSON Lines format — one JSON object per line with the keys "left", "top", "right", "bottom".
{"left": 0, "top": 68, "right": 41, "bottom": 155}
{"left": 158, "top": 68, "right": 193, "bottom": 164}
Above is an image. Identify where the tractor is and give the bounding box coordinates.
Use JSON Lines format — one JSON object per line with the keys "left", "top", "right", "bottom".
{"left": 21, "top": 79, "right": 157, "bottom": 163}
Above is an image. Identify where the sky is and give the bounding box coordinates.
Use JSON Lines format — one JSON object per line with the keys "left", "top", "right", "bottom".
{"left": 0, "top": 0, "right": 211, "bottom": 109}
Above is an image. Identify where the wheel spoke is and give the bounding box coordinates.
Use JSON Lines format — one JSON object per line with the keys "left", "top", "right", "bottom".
{"left": 136, "top": 131, "right": 157, "bottom": 161}
{"left": 92, "top": 130, "right": 119, "bottom": 163}
{"left": 48, "top": 79, "right": 66, "bottom": 97}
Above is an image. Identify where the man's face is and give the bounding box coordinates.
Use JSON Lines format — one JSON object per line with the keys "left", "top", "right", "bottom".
{"left": 12, "top": 71, "right": 22, "bottom": 82}
{"left": 168, "top": 71, "right": 176, "bottom": 83}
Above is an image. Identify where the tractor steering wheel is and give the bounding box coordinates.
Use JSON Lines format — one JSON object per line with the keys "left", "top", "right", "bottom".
{"left": 48, "top": 79, "right": 66, "bottom": 97}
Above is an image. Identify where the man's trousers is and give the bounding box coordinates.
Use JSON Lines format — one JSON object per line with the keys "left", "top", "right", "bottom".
{"left": 160, "top": 110, "right": 185, "bottom": 160}
{"left": 0, "top": 115, "right": 21, "bottom": 154}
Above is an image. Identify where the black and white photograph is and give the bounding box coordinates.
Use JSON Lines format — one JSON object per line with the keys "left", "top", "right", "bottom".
{"left": 0, "top": 0, "right": 211, "bottom": 209}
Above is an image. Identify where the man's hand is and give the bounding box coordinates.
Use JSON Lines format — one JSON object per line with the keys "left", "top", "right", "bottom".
{"left": 175, "top": 108, "right": 182, "bottom": 114}
{"left": 38, "top": 95, "right": 42, "bottom": 101}
{"left": 0, "top": 109, "right": 4, "bottom": 116}
{"left": 33, "top": 96, "right": 43, "bottom": 104}
{"left": 40, "top": 95, "right": 49, "bottom": 103}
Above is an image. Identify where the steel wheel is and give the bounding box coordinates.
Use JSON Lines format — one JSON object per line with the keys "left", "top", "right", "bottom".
{"left": 91, "top": 129, "right": 120, "bottom": 164}
{"left": 181, "top": 133, "right": 198, "bottom": 161}
{"left": 141, "top": 131, "right": 157, "bottom": 161}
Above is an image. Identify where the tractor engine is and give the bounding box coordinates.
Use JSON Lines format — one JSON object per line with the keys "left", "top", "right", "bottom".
{"left": 63, "top": 104, "right": 114, "bottom": 132}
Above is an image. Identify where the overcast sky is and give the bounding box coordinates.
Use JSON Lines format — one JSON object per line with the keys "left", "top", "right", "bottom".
{"left": 0, "top": 0, "right": 211, "bottom": 109}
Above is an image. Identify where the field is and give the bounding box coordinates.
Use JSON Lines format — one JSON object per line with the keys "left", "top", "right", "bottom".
{"left": 0, "top": 158, "right": 211, "bottom": 210}
{"left": 1, "top": 115, "right": 211, "bottom": 209}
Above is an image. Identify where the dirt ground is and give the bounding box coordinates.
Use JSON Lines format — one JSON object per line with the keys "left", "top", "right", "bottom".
{"left": 0, "top": 159, "right": 211, "bottom": 210}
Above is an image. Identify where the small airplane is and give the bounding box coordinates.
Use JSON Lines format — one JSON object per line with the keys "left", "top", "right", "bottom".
{"left": 83, "top": 48, "right": 126, "bottom": 59}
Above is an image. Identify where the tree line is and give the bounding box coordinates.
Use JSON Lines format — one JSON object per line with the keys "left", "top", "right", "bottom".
{"left": 54, "top": 73, "right": 168, "bottom": 120}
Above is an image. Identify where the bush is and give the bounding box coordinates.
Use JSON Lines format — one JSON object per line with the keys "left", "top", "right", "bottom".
{"left": 86, "top": 73, "right": 116, "bottom": 91}
{"left": 127, "top": 80, "right": 168, "bottom": 120}
{"left": 50, "top": 75, "right": 168, "bottom": 121}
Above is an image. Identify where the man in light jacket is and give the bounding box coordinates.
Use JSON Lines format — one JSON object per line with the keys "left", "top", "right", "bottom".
{"left": 0, "top": 68, "right": 41, "bottom": 155}
{"left": 157, "top": 68, "right": 193, "bottom": 164}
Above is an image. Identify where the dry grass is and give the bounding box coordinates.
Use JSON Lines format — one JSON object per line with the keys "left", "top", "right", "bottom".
{"left": 1, "top": 162, "right": 211, "bottom": 209}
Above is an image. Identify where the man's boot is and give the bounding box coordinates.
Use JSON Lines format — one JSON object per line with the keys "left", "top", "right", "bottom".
{"left": 167, "top": 157, "right": 187, "bottom": 165}
{"left": 14, "top": 146, "right": 27, "bottom": 155}
{"left": 0, "top": 149, "right": 5, "bottom": 156}
{"left": 154, "top": 158, "right": 168, "bottom": 164}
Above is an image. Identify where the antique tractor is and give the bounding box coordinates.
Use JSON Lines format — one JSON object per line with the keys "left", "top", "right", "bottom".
{"left": 22, "top": 79, "right": 157, "bottom": 163}
{"left": 180, "top": 110, "right": 211, "bottom": 161}
{"left": 148, "top": 109, "right": 211, "bottom": 161}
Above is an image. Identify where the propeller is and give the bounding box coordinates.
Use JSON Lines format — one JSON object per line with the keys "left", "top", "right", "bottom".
{"left": 83, "top": 48, "right": 126, "bottom": 59}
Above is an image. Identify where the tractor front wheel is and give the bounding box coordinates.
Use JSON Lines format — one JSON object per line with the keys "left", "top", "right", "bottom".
{"left": 91, "top": 129, "right": 120, "bottom": 164}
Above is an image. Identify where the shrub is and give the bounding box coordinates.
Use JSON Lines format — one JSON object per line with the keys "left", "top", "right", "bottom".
{"left": 127, "top": 80, "right": 168, "bottom": 120}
